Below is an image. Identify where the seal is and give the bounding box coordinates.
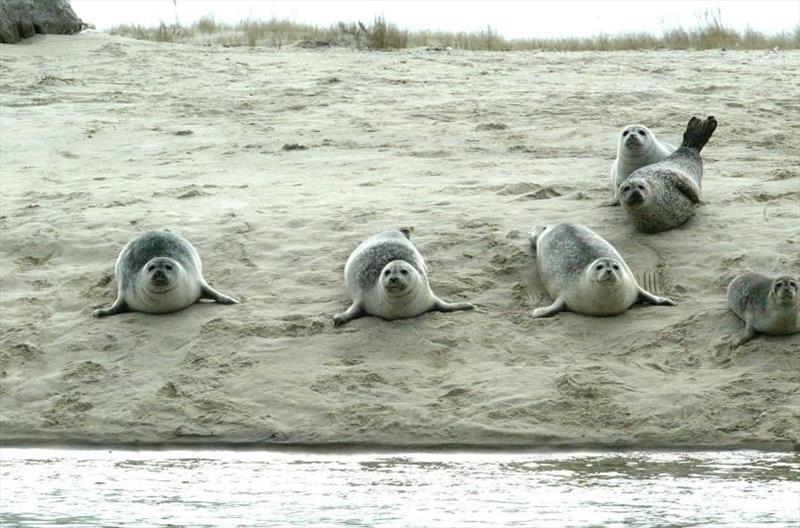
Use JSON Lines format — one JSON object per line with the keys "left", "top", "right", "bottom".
{"left": 607, "top": 124, "right": 675, "bottom": 206}
{"left": 94, "top": 229, "right": 237, "bottom": 317}
{"left": 619, "top": 116, "right": 717, "bottom": 233}
{"left": 528, "top": 222, "right": 675, "bottom": 317}
{"left": 727, "top": 272, "right": 799, "bottom": 347}
{"left": 333, "top": 228, "right": 475, "bottom": 326}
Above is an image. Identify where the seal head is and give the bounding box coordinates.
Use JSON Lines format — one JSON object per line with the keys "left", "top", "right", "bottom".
{"left": 772, "top": 276, "right": 798, "bottom": 304}
{"left": 381, "top": 260, "right": 417, "bottom": 297}
{"left": 619, "top": 179, "right": 650, "bottom": 208}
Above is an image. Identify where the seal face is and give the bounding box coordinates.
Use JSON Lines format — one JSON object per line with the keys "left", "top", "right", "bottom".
{"left": 727, "top": 272, "right": 799, "bottom": 347}
{"left": 94, "top": 230, "right": 237, "bottom": 317}
{"left": 333, "top": 228, "right": 475, "bottom": 326}
{"left": 528, "top": 222, "right": 675, "bottom": 317}
{"left": 608, "top": 124, "right": 675, "bottom": 205}
{"left": 619, "top": 116, "right": 717, "bottom": 233}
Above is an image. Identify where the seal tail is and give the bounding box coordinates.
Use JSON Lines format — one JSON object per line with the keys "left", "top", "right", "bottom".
{"left": 680, "top": 116, "right": 717, "bottom": 152}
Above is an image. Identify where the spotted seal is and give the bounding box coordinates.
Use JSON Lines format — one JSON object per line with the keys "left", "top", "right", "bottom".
{"left": 333, "top": 228, "right": 475, "bottom": 326}
{"left": 607, "top": 124, "right": 675, "bottom": 206}
{"left": 528, "top": 222, "right": 675, "bottom": 317}
{"left": 94, "top": 230, "right": 237, "bottom": 317}
{"left": 619, "top": 116, "right": 717, "bottom": 233}
{"left": 727, "top": 272, "right": 799, "bottom": 347}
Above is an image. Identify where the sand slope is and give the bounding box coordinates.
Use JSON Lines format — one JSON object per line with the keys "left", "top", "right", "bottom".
{"left": 0, "top": 34, "right": 798, "bottom": 448}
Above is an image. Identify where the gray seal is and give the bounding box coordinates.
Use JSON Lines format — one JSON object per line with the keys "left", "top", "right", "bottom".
{"left": 607, "top": 124, "right": 675, "bottom": 206}
{"left": 619, "top": 116, "right": 717, "bottom": 233}
{"left": 727, "top": 272, "right": 799, "bottom": 347}
{"left": 94, "top": 230, "right": 237, "bottom": 317}
{"left": 333, "top": 228, "right": 475, "bottom": 326}
{"left": 528, "top": 222, "right": 675, "bottom": 317}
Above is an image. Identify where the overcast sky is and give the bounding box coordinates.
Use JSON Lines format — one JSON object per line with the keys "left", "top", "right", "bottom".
{"left": 71, "top": 1, "right": 799, "bottom": 39}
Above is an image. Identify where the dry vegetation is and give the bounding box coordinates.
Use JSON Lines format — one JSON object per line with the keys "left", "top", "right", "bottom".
{"left": 109, "top": 12, "right": 799, "bottom": 51}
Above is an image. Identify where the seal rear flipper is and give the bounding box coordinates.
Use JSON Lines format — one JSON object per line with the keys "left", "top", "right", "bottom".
{"left": 531, "top": 297, "right": 566, "bottom": 318}
{"left": 432, "top": 298, "right": 475, "bottom": 313}
{"left": 333, "top": 301, "right": 365, "bottom": 326}
{"left": 680, "top": 115, "right": 717, "bottom": 152}
{"left": 200, "top": 284, "right": 238, "bottom": 304}
{"left": 94, "top": 298, "right": 130, "bottom": 317}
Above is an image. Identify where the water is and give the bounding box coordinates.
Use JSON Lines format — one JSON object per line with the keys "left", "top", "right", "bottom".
{"left": 1, "top": 449, "right": 797, "bottom": 527}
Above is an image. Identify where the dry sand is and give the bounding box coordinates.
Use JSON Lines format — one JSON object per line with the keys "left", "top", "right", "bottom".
{"left": 0, "top": 34, "right": 798, "bottom": 449}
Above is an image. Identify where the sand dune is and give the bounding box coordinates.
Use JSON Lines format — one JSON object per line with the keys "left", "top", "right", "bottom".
{"left": 0, "top": 34, "right": 798, "bottom": 448}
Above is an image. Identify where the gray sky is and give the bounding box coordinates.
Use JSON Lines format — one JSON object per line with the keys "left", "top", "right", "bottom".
{"left": 72, "top": 1, "right": 800, "bottom": 39}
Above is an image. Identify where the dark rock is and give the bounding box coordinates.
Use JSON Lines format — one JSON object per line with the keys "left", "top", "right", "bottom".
{"left": 0, "top": 0, "right": 84, "bottom": 44}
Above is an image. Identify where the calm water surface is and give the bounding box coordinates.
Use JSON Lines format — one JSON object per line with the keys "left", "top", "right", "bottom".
{"left": 0, "top": 448, "right": 798, "bottom": 527}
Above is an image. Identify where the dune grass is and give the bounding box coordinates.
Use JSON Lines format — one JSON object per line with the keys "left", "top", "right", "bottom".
{"left": 109, "top": 11, "right": 799, "bottom": 51}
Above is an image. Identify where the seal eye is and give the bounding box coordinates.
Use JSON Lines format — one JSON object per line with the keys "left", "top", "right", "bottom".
{"left": 400, "top": 269, "right": 409, "bottom": 275}
{"left": 147, "top": 265, "right": 155, "bottom": 272}
{"left": 165, "top": 264, "right": 173, "bottom": 271}
{"left": 612, "top": 264, "right": 619, "bottom": 270}
{"left": 638, "top": 130, "right": 645, "bottom": 136}
{"left": 384, "top": 270, "right": 391, "bottom": 276}
{"left": 622, "top": 131, "right": 628, "bottom": 137}
{"left": 596, "top": 265, "right": 603, "bottom": 271}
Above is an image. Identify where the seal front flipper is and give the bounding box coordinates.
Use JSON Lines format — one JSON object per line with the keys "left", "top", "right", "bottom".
{"left": 432, "top": 298, "right": 475, "bottom": 313}
{"left": 333, "top": 301, "right": 365, "bottom": 327}
{"left": 200, "top": 284, "right": 238, "bottom": 304}
{"left": 667, "top": 173, "right": 701, "bottom": 204}
{"left": 733, "top": 321, "right": 757, "bottom": 348}
{"left": 531, "top": 297, "right": 566, "bottom": 318}
{"left": 636, "top": 286, "right": 676, "bottom": 306}
{"left": 94, "top": 298, "right": 130, "bottom": 318}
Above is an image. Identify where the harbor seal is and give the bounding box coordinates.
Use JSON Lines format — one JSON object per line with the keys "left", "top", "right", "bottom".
{"left": 727, "top": 272, "right": 799, "bottom": 347}
{"left": 333, "top": 228, "right": 475, "bottom": 326}
{"left": 607, "top": 124, "right": 675, "bottom": 206}
{"left": 528, "top": 222, "right": 675, "bottom": 317}
{"left": 619, "top": 116, "right": 717, "bottom": 233}
{"left": 94, "top": 230, "right": 237, "bottom": 317}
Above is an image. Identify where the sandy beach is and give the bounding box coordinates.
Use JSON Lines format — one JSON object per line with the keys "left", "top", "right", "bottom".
{"left": 0, "top": 33, "right": 798, "bottom": 449}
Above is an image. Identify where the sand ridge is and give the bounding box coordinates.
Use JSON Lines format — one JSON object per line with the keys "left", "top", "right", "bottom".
{"left": 0, "top": 34, "right": 798, "bottom": 448}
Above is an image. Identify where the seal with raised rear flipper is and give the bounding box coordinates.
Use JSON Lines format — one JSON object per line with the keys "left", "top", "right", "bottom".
{"left": 607, "top": 124, "right": 675, "bottom": 206}
{"left": 528, "top": 222, "right": 675, "bottom": 317}
{"left": 727, "top": 272, "right": 799, "bottom": 347}
{"left": 94, "top": 230, "right": 237, "bottom": 317}
{"left": 333, "top": 228, "right": 475, "bottom": 326}
{"left": 619, "top": 116, "right": 717, "bottom": 233}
